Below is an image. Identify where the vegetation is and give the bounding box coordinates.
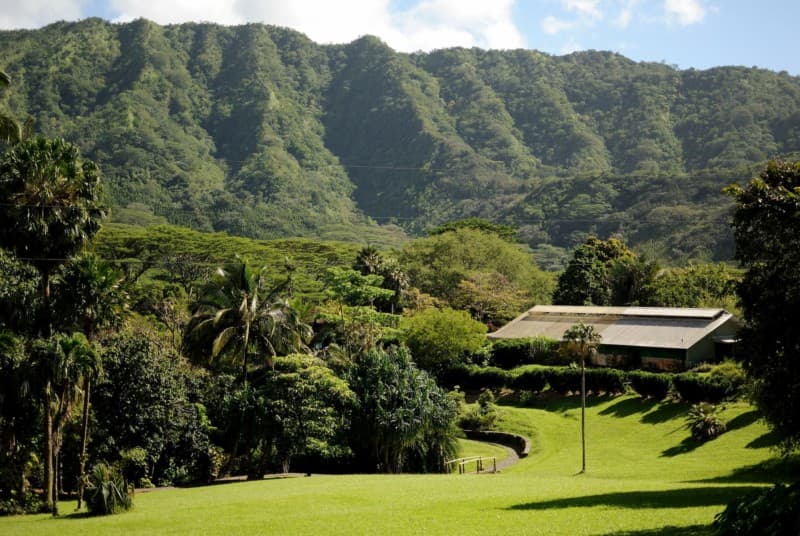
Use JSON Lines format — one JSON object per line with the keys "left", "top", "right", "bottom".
{"left": 2, "top": 21, "right": 799, "bottom": 258}
{"left": 84, "top": 462, "right": 132, "bottom": 516}
{"left": 727, "top": 159, "right": 800, "bottom": 452}
{"left": 0, "top": 396, "right": 792, "bottom": 535}
{"left": 687, "top": 403, "right": 727, "bottom": 443}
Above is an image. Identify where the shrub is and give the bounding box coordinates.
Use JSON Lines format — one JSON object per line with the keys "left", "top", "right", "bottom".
{"left": 687, "top": 403, "right": 727, "bottom": 442}
{"left": 86, "top": 462, "right": 133, "bottom": 516}
{"left": 544, "top": 367, "right": 582, "bottom": 394}
{"left": 629, "top": 371, "right": 672, "bottom": 400}
{"left": 439, "top": 365, "right": 511, "bottom": 390}
{"left": 490, "top": 337, "right": 561, "bottom": 369}
{"left": 585, "top": 368, "right": 627, "bottom": 395}
{"left": 511, "top": 368, "right": 548, "bottom": 393}
{"left": 714, "top": 481, "right": 800, "bottom": 535}
{"left": 673, "top": 373, "right": 733, "bottom": 403}
{"left": 458, "top": 389, "right": 499, "bottom": 431}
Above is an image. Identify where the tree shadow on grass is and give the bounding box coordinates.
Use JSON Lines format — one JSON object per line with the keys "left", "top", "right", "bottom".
{"left": 598, "top": 397, "right": 659, "bottom": 418}
{"left": 538, "top": 394, "right": 617, "bottom": 413}
{"left": 661, "top": 435, "right": 701, "bottom": 457}
{"left": 506, "top": 485, "right": 760, "bottom": 511}
{"left": 607, "top": 524, "right": 713, "bottom": 536}
{"left": 724, "top": 410, "right": 760, "bottom": 433}
{"left": 746, "top": 430, "right": 783, "bottom": 449}
{"left": 688, "top": 455, "right": 800, "bottom": 484}
{"left": 640, "top": 402, "right": 687, "bottom": 424}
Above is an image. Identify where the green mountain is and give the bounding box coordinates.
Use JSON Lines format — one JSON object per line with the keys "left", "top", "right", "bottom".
{"left": 2, "top": 18, "right": 799, "bottom": 260}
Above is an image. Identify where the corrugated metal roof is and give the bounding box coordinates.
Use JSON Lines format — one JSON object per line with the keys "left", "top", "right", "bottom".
{"left": 489, "top": 305, "right": 735, "bottom": 350}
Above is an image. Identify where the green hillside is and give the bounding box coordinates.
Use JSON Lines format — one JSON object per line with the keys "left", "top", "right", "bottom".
{"left": 2, "top": 18, "right": 799, "bottom": 259}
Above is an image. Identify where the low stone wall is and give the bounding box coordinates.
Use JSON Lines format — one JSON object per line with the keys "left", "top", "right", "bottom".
{"left": 463, "top": 430, "right": 531, "bottom": 458}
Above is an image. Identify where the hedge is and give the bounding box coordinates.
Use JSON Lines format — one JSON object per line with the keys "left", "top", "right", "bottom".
{"left": 510, "top": 369, "right": 548, "bottom": 393}
{"left": 439, "top": 365, "right": 511, "bottom": 390}
{"left": 489, "top": 337, "right": 561, "bottom": 369}
{"left": 628, "top": 371, "right": 672, "bottom": 400}
{"left": 672, "top": 373, "right": 735, "bottom": 403}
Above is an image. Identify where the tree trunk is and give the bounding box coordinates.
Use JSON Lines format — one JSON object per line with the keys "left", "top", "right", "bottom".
{"left": 241, "top": 323, "right": 250, "bottom": 387}
{"left": 44, "top": 386, "right": 54, "bottom": 514}
{"left": 41, "top": 270, "right": 52, "bottom": 337}
{"left": 76, "top": 376, "right": 91, "bottom": 510}
{"left": 580, "top": 353, "right": 586, "bottom": 474}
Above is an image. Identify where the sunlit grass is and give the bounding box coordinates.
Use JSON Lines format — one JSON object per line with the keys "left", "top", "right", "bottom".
{"left": 2, "top": 395, "right": 790, "bottom": 535}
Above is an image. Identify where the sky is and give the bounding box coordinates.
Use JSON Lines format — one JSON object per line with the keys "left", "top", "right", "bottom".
{"left": 0, "top": 0, "right": 797, "bottom": 74}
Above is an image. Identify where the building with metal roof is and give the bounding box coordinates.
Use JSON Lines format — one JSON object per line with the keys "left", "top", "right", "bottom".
{"left": 489, "top": 305, "right": 740, "bottom": 369}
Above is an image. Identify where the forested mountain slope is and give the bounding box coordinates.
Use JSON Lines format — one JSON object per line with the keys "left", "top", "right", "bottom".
{"left": 2, "top": 18, "right": 799, "bottom": 260}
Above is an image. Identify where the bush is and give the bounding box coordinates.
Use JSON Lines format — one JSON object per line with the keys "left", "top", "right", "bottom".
{"left": 673, "top": 373, "right": 733, "bottom": 403}
{"left": 714, "top": 481, "right": 800, "bottom": 535}
{"left": 86, "top": 462, "right": 133, "bottom": 516}
{"left": 439, "top": 365, "right": 511, "bottom": 390}
{"left": 687, "top": 403, "right": 727, "bottom": 442}
{"left": 629, "top": 371, "right": 672, "bottom": 400}
{"left": 490, "top": 337, "right": 560, "bottom": 369}
{"left": 511, "top": 368, "right": 548, "bottom": 393}
{"left": 544, "top": 367, "right": 582, "bottom": 395}
{"left": 585, "top": 368, "right": 627, "bottom": 395}
{"left": 458, "top": 389, "right": 498, "bottom": 430}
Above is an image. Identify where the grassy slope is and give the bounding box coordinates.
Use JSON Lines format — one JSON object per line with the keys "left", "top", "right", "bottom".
{"left": 3, "top": 396, "right": 792, "bottom": 535}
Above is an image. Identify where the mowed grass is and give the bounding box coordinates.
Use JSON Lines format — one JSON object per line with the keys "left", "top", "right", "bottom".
{"left": 3, "top": 396, "right": 792, "bottom": 535}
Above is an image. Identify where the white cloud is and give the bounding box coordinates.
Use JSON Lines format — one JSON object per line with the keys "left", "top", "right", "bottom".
{"left": 664, "top": 0, "right": 706, "bottom": 25}
{"left": 0, "top": 0, "right": 89, "bottom": 29}
{"left": 541, "top": 15, "right": 577, "bottom": 35}
{"left": 613, "top": 0, "right": 638, "bottom": 28}
{"left": 564, "top": 0, "right": 603, "bottom": 20}
{"left": 111, "top": 0, "right": 242, "bottom": 25}
{"left": 0, "top": 0, "right": 525, "bottom": 51}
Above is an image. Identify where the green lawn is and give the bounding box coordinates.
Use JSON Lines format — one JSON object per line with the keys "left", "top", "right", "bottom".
{"left": 2, "top": 396, "right": 792, "bottom": 535}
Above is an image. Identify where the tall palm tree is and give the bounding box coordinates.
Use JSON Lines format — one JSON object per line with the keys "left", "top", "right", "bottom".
{"left": 55, "top": 254, "right": 126, "bottom": 510}
{"left": 31, "top": 332, "right": 97, "bottom": 515}
{"left": 563, "top": 322, "right": 602, "bottom": 474}
{"left": 0, "top": 138, "right": 106, "bottom": 336}
{"left": 184, "top": 260, "right": 312, "bottom": 385}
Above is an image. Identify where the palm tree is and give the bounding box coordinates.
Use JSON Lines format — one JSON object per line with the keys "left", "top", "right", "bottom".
{"left": 184, "top": 260, "right": 312, "bottom": 385}
{"left": 31, "top": 332, "right": 98, "bottom": 515}
{"left": 563, "top": 322, "right": 602, "bottom": 474}
{"left": 0, "top": 137, "right": 106, "bottom": 336}
{"left": 54, "top": 254, "right": 126, "bottom": 510}
{"left": 0, "top": 69, "right": 33, "bottom": 146}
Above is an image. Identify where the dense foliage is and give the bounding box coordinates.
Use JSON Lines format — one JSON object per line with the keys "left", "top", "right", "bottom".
{"left": 1, "top": 20, "right": 799, "bottom": 258}
{"left": 727, "top": 160, "right": 800, "bottom": 451}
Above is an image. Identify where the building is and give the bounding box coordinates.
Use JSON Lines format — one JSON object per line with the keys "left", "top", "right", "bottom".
{"left": 488, "top": 305, "right": 740, "bottom": 370}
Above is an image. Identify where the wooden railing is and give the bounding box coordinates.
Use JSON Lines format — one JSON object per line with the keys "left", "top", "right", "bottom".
{"left": 444, "top": 456, "right": 497, "bottom": 474}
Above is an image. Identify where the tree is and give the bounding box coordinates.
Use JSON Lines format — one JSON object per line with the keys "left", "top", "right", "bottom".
{"left": 400, "top": 307, "right": 487, "bottom": 371}
{"left": 553, "top": 237, "right": 636, "bottom": 306}
{"left": 184, "top": 260, "right": 311, "bottom": 385}
{"left": 346, "top": 346, "right": 459, "bottom": 473}
{"left": 31, "top": 332, "right": 98, "bottom": 515}
{"left": 0, "top": 137, "right": 106, "bottom": 335}
{"left": 53, "top": 254, "right": 127, "bottom": 510}
{"left": 563, "top": 322, "right": 601, "bottom": 474}
{"left": 725, "top": 159, "right": 800, "bottom": 451}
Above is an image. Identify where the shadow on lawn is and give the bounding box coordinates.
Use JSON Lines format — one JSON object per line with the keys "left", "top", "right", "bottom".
{"left": 598, "top": 397, "right": 659, "bottom": 418}
{"left": 661, "top": 435, "right": 701, "bottom": 457}
{"left": 688, "top": 455, "right": 800, "bottom": 484}
{"left": 640, "top": 402, "right": 687, "bottom": 424}
{"left": 607, "top": 524, "right": 713, "bottom": 536}
{"left": 506, "top": 485, "right": 760, "bottom": 511}
{"left": 724, "top": 410, "right": 760, "bottom": 433}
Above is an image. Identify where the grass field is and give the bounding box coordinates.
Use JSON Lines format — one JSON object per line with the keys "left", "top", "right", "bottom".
{"left": 2, "top": 395, "right": 793, "bottom": 535}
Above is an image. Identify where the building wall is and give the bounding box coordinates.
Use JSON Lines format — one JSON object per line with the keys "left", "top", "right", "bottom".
{"left": 686, "top": 319, "right": 740, "bottom": 366}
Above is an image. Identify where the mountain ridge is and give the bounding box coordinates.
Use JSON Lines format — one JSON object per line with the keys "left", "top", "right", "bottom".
{"left": 1, "top": 18, "right": 798, "bottom": 259}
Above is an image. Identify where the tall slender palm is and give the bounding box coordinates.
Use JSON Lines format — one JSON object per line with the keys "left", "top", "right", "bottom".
{"left": 0, "top": 138, "right": 106, "bottom": 336}
{"left": 31, "top": 332, "right": 97, "bottom": 515}
{"left": 55, "top": 254, "right": 126, "bottom": 510}
{"left": 563, "top": 322, "right": 602, "bottom": 474}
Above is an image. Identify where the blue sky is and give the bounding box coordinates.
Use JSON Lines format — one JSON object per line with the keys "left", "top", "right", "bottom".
{"left": 1, "top": 0, "right": 798, "bottom": 74}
